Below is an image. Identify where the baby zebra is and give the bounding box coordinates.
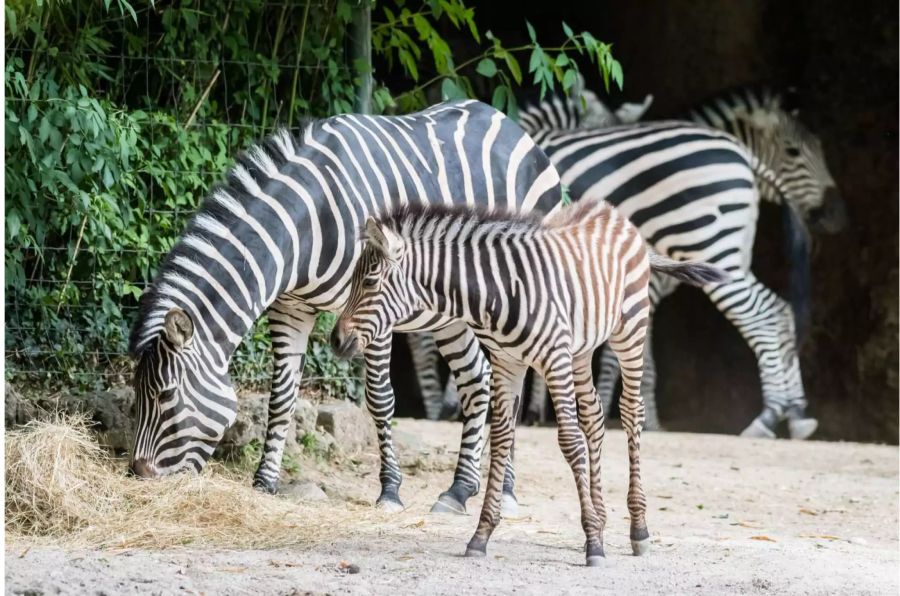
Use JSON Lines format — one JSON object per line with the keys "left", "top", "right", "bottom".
{"left": 331, "top": 198, "right": 727, "bottom": 566}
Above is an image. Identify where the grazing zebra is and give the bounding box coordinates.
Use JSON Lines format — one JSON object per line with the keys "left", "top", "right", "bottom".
{"left": 331, "top": 200, "right": 727, "bottom": 565}
{"left": 128, "top": 100, "right": 562, "bottom": 517}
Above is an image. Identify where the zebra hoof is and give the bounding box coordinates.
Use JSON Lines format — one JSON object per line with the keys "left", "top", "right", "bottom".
{"left": 252, "top": 476, "right": 279, "bottom": 495}
{"left": 586, "top": 555, "right": 607, "bottom": 567}
{"left": 430, "top": 493, "right": 467, "bottom": 515}
{"left": 500, "top": 492, "right": 520, "bottom": 519}
{"left": 740, "top": 418, "right": 776, "bottom": 439}
{"left": 376, "top": 493, "right": 404, "bottom": 513}
{"left": 631, "top": 538, "right": 651, "bottom": 557}
{"left": 789, "top": 418, "right": 818, "bottom": 440}
{"left": 464, "top": 547, "right": 486, "bottom": 558}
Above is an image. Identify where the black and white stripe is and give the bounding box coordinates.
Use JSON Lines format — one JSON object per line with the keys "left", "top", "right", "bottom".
{"left": 332, "top": 201, "right": 726, "bottom": 565}
{"left": 128, "top": 100, "right": 561, "bottom": 516}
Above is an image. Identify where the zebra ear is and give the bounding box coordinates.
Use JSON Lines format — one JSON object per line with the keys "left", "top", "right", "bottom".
{"left": 163, "top": 308, "right": 194, "bottom": 350}
{"left": 365, "top": 218, "right": 404, "bottom": 260}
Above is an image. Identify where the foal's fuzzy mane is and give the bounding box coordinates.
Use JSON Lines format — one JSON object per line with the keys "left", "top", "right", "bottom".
{"left": 372, "top": 198, "right": 610, "bottom": 243}
{"left": 372, "top": 202, "right": 545, "bottom": 242}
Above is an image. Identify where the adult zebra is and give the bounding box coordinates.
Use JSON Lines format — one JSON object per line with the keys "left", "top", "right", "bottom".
{"left": 128, "top": 100, "right": 561, "bottom": 516}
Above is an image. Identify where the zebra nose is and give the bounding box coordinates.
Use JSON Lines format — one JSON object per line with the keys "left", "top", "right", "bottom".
{"left": 128, "top": 458, "right": 159, "bottom": 479}
{"left": 330, "top": 325, "right": 359, "bottom": 359}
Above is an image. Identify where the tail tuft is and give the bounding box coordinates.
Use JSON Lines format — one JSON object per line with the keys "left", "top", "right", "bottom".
{"left": 649, "top": 252, "right": 730, "bottom": 287}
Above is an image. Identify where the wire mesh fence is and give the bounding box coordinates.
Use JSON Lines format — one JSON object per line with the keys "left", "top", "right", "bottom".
{"left": 5, "top": 0, "right": 363, "bottom": 395}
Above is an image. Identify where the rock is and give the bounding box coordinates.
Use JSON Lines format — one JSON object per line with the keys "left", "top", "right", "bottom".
{"left": 217, "top": 393, "right": 268, "bottom": 458}
{"left": 316, "top": 401, "right": 377, "bottom": 455}
{"left": 281, "top": 480, "right": 328, "bottom": 502}
{"left": 293, "top": 398, "right": 318, "bottom": 436}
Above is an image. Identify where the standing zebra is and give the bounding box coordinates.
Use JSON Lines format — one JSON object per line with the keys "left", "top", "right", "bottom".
{"left": 128, "top": 100, "right": 562, "bottom": 518}
{"left": 331, "top": 200, "right": 726, "bottom": 565}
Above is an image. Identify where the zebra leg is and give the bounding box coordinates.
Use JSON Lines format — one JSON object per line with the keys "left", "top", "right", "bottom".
{"left": 253, "top": 302, "right": 317, "bottom": 494}
{"left": 406, "top": 332, "right": 444, "bottom": 420}
{"left": 610, "top": 323, "right": 651, "bottom": 557}
{"left": 363, "top": 334, "right": 405, "bottom": 511}
{"left": 543, "top": 355, "right": 606, "bottom": 566}
{"left": 465, "top": 360, "right": 526, "bottom": 558}
{"left": 703, "top": 274, "right": 813, "bottom": 438}
{"left": 430, "top": 323, "right": 493, "bottom": 515}
{"left": 596, "top": 321, "right": 661, "bottom": 430}
{"left": 573, "top": 355, "right": 608, "bottom": 560}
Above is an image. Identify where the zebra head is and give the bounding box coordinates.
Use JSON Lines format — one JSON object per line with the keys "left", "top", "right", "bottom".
{"left": 744, "top": 108, "right": 847, "bottom": 233}
{"left": 331, "top": 218, "right": 419, "bottom": 359}
{"left": 129, "top": 308, "right": 237, "bottom": 478}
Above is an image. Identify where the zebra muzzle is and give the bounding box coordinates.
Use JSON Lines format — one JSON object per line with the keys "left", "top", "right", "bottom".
{"left": 330, "top": 326, "right": 360, "bottom": 360}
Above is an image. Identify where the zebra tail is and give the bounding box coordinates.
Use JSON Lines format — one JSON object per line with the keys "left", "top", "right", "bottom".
{"left": 648, "top": 252, "right": 730, "bottom": 287}
{"left": 784, "top": 206, "right": 811, "bottom": 345}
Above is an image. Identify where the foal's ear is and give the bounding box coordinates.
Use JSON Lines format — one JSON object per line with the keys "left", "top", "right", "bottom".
{"left": 365, "top": 218, "right": 404, "bottom": 261}
{"left": 163, "top": 308, "right": 194, "bottom": 350}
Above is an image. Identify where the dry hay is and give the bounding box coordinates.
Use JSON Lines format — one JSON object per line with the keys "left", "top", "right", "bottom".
{"left": 5, "top": 414, "right": 385, "bottom": 550}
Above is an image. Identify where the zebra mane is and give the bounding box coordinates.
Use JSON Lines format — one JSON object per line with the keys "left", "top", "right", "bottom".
{"left": 128, "top": 122, "right": 313, "bottom": 357}
{"left": 372, "top": 203, "right": 545, "bottom": 244}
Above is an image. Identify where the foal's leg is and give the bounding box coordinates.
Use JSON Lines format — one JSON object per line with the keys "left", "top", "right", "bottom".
{"left": 362, "top": 334, "right": 405, "bottom": 511}
{"left": 573, "top": 355, "right": 607, "bottom": 557}
{"left": 609, "top": 323, "right": 651, "bottom": 556}
{"left": 465, "top": 360, "right": 526, "bottom": 557}
{"left": 544, "top": 354, "right": 606, "bottom": 566}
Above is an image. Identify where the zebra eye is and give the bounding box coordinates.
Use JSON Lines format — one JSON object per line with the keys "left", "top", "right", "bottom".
{"left": 786, "top": 146, "right": 801, "bottom": 157}
{"left": 363, "top": 276, "right": 379, "bottom": 289}
{"left": 158, "top": 388, "right": 176, "bottom": 401}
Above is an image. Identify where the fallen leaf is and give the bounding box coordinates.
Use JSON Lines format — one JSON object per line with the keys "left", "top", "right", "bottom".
{"left": 337, "top": 560, "right": 360, "bottom": 574}
{"left": 657, "top": 495, "right": 673, "bottom": 499}
{"left": 406, "top": 519, "right": 426, "bottom": 529}
{"left": 218, "top": 566, "right": 248, "bottom": 573}
{"left": 397, "top": 555, "right": 414, "bottom": 561}
{"left": 730, "top": 521, "right": 763, "bottom": 529}
{"left": 750, "top": 536, "right": 776, "bottom": 542}
{"left": 799, "top": 534, "right": 841, "bottom": 541}
{"left": 18, "top": 546, "right": 31, "bottom": 558}
{"left": 799, "top": 508, "right": 818, "bottom": 516}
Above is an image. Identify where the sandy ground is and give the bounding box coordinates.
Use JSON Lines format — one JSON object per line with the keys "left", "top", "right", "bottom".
{"left": 6, "top": 419, "right": 899, "bottom": 595}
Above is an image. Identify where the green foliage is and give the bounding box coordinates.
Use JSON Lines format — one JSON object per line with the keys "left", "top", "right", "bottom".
{"left": 5, "top": 0, "right": 620, "bottom": 397}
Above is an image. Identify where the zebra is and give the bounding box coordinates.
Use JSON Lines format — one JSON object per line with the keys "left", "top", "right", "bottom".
{"left": 330, "top": 200, "right": 727, "bottom": 565}
{"left": 422, "top": 87, "right": 845, "bottom": 438}
{"left": 127, "top": 100, "right": 562, "bottom": 518}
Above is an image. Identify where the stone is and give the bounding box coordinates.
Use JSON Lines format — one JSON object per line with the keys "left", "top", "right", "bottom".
{"left": 315, "top": 401, "right": 377, "bottom": 455}
{"left": 281, "top": 480, "right": 328, "bottom": 502}
{"left": 217, "top": 392, "right": 268, "bottom": 458}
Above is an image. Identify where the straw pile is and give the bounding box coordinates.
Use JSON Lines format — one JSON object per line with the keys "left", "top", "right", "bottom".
{"left": 6, "top": 414, "right": 381, "bottom": 549}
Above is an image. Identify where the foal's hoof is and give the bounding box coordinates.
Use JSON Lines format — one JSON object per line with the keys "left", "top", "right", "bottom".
{"left": 788, "top": 418, "right": 818, "bottom": 440}
{"left": 430, "top": 493, "right": 467, "bottom": 515}
{"left": 376, "top": 494, "right": 404, "bottom": 513}
{"left": 740, "top": 418, "right": 776, "bottom": 439}
{"left": 500, "top": 492, "right": 520, "bottom": 519}
{"left": 464, "top": 547, "right": 486, "bottom": 558}
{"left": 631, "top": 538, "right": 651, "bottom": 556}
{"left": 586, "top": 555, "right": 607, "bottom": 567}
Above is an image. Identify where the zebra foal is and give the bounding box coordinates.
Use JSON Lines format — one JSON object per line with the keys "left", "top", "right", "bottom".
{"left": 331, "top": 199, "right": 727, "bottom": 565}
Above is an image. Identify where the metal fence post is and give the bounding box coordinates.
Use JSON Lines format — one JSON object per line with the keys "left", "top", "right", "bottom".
{"left": 350, "top": 1, "right": 372, "bottom": 114}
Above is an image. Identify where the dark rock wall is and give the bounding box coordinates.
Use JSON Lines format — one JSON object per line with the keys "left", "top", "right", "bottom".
{"left": 391, "top": 1, "right": 898, "bottom": 443}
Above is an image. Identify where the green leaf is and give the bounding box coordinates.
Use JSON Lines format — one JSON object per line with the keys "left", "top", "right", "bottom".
{"left": 562, "top": 21, "right": 574, "bottom": 39}
{"left": 611, "top": 59, "right": 624, "bottom": 90}
{"left": 504, "top": 53, "right": 522, "bottom": 85}
{"left": 555, "top": 53, "right": 569, "bottom": 67}
{"left": 491, "top": 85, "right": 508, "bottom": 111}
{"left": 562, "top": 68, "right": 578, "bottom": 92}
{"left": 526, "top": 21, "right": 536, "bottom": 43}
{"left": 440, "top": 77, "right": 467, "bottom": 101}
{"left": 7, "top": 211, "right": 21, "bottom": 240}
{"left": 476, "top": 58, "right": 497, "bottom": 78}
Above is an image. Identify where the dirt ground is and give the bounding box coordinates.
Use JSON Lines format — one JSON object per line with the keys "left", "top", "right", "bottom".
{"left": 6, "top": 419, "right": 899, "bottom": 595}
